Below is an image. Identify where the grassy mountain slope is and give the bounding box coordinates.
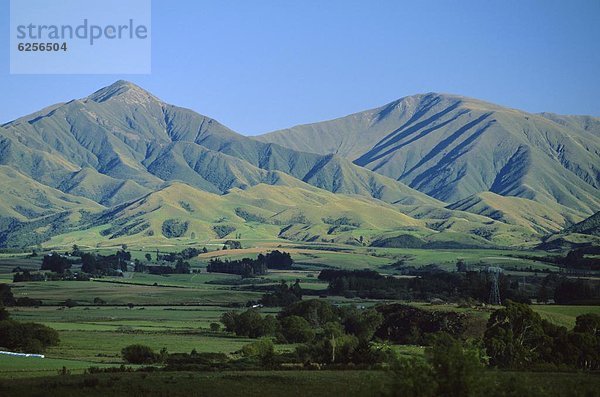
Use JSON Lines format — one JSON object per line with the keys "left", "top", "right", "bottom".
{"left": 41, "top": 181, "right": 534, "bottom": 249}
{"left": 0, "top": 81, "right": 435, "bottom": 207}
{"left": 447, "top": 192, "right": 584, "bottom": 234}
{"left": 57, "top": 167, "right": 152, "bottom": 207}
{"left": 42, "top": 182, "right": 429, "bottom": 248}
{"left": 0, "top": 165, "right": 103, "bottom": 221}
{"left": 563, "top": 211, "right": 600, "bottom": 236}
{"left": 258, "top": 94, "right": 600, "bottom": 213}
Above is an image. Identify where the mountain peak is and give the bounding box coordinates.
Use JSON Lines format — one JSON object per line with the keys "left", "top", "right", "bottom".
{"left": 87, "top": 80, "right": 160, "bottom": 104}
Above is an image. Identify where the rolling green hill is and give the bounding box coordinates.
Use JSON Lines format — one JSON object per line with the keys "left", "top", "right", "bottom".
{"left": 38, "top": 181, "right": 430, "bottom": 248}
{"left": 0, "top": 178, "right": 535, "bottom": 249}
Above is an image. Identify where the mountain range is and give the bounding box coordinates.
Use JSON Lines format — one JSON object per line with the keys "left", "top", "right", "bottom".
{"left": 0, "top": 81, "right": 598, "bottom": 249}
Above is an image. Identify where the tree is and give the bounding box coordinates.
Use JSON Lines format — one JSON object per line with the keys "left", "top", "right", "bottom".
{"left": 80, "top": 253, "right": 98, "bottom": 273}
{"left": 209, "top": 322, "right": 221, "bottom": 332}
{"left": 174, "top": 259, "right": 191, "bottom": 274}
{"left": 145, "top": 253, "right": 152, "bottom": 262}
{"left": 426, "top": 333, "right": 483, "bottom": 397}
{"left": 279, "top": 299, "right": 339, "bottom": 327}
{"left": 342, "top": 308, "right": 383, "bottom": 342}
{"left": 236, "top": 310, "right": 267, "bottom": 338}
{"left": 71, "top": 244, "right": 83, "bottom": 257}
{"left": 483, "top": 301, "right": 546, "bottom": 368}
{"left": 323, "top": 321, "right": 345, "bottom": 363}
{"left": 0, "top": 306, "right": 9, "bottom": 321}
{"left": 64, "top": 299, "right": 77, "bottom": 308}
{"left": 0, "top": 284, "right": 16, "bottom": 306}
{"left": 41, "top": 253, "right": 71, "bottom": 274}
{"left": 0, "top": 320, "right": 59, "bottom": 353}
{"left": 240, "top": 338, "right": 275, "bottom": 366}
{"left": 221, "top": 311, "right": 239, "bottom": 333}
{"left": 121, "top": 344, "right": 159, "bottom": 364}
{"left": 280, "top": 315, "right": 315, "bottom": 343}
{"left": 391, "top": 334, "right": 483, "bottom": 397}
{"left": 574, "top": 313, "right": 600, "bottom": 336}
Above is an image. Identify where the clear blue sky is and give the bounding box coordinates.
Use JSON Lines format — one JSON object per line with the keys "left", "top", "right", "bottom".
{"left": 1, "top": 0, "right": 599, "bottom": 135}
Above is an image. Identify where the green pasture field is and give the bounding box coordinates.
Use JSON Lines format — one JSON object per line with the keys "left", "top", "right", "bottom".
{"left": 0, "top": 356, "right": 117, "bottom": 379}
{"left": 531, "top": 305, "right": 600, "bottom": 329}
{"left": 9, "top": 279, "right": 261, "bottom": 306}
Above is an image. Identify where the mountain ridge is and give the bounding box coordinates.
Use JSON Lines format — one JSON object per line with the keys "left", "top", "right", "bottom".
{"left": 0, "top": 81, "right": 598, "bottom": 248}
{"left": 258, "top": 92, "right": 600, "bottom": 216}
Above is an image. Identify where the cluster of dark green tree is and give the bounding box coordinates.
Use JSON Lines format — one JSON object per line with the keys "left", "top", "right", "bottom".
{"left": 221, "top": 299, "right": 485, "bottom": 348}
{"left": 13, "top": 269, "right": 46, "bottom": 282}
{"left": 221, "top": 299, "right": 420, "bottom": 365}
{"left": 14, "top": 270, "right": 89, "bottom": 283}
{"left": 318, "top": 269, "right": 530, "bottom": 303}
{"left": 559, "top": 246, "right": 600, "bottom": 272}
{"left": 257, "top": 280, "right": 303, "bottom": 307}
{"left": 79, "top": 251, "right": 129, "bottom": 276}
{"left": 39, "top": 252, "right": 75, "bottom": 274}
{"left": 375, "top": 304, "right": 486, "bottom": 345}
{"left": 207, "top": 250, "right": 294, "bottom": 277}
{"left": 139, "top": 260, "right": 191, "bottom": 275}
{"left": 39, "top": 247, "right": 132, "bottom": 277}
{"left": 484, "top": 301, "right": 600, "bottom": 370}
{"left": 0, "top": 305, "right": 59, "bottom": 353}
{"left": 157, "top": 247, "right": 206, "bottom": 262}
{"left": 537, "top": 274, "right": 600, "bottom": 304}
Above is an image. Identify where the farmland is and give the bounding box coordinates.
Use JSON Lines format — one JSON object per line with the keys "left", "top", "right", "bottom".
{"left": 0, "top": 240, "right": 598, "bottom": 396}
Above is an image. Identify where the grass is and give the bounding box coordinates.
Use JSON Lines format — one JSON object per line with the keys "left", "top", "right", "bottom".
{"left": 531, "top": 305, "right": 600, "bottom": 329}
{"left": 0, "top": 369, "right": 599, "bottom": 397}
{"left": 0, "top": 356, "right": 117, "bottom": 379}
{"left": 10, "top": 280, "right": 260, "bottom": 305}
{"left": 0, "top": 370, "right": 392, "bottom": 396}
{"left": 6, "top": 305, "right": 288, "bottom": 365}
{"left": 43, "top": 330, "right": 259, "bottom": 362}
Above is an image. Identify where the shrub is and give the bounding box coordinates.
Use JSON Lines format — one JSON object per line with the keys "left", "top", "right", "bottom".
{"left": 121, "top": 344, "right": 159, "bottom": 364}
{"left": 161, "top": 219, "right": 189, "bottom": 238}
{"left": 0, "top": 320, "right": 60, "bottom": 353}
{"left": 213, "top": 225, "right": 236, "bottom": 239}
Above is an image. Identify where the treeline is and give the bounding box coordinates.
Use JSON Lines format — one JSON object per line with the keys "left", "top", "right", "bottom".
{"left": 222, "top": 299, "right": 485, "bottom": 347}
{"left": 221, "top": 299, "right": 390, "bottom": 365}
{"left": 318, "top": 269, "right": 600, "bottom": 305}
{"left": 37, "top": 247, "right": 131, "bottom": 277}
{"left": 218, "top": 298, "right": 599, "bottom": 371}
{"left": 537, "top": 274, "right": 600, "bottom": 304}
{"left": 207, "top": 250, "right": 293, "bottom": 277}
{"left": 157, "top": 247, "right": 206, "bottom": 262}
{"left": 318, "top": 268, "right": 529, "bottom": 303}
{"left": 80, "top": 251, "right": 129, "bottom": 275}
{"left": 258, "top": 280, "right": 303, "bottom": 307}
{"left": 561, "top": 246, "right": 600, "bottom": 271}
